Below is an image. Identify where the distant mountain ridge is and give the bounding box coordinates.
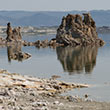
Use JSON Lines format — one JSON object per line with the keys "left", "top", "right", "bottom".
{"left": 0, "top": 10, "right": 110, "bottom": 27}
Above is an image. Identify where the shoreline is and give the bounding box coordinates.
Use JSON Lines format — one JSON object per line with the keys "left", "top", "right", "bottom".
{"left": 0, "top": 26, "right": 110, "bottom": 35}
{"left": 0, "top": 69, "right": 110, "bottom": 110}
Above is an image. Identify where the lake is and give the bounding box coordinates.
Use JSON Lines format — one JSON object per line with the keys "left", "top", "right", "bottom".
{"left": 0, "top": 33, "right": 110, "bottom": 101}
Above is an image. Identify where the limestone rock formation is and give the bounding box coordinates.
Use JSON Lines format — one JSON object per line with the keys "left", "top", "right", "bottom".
{"left": 33, "top": 39, "right": 63, "bottom": 48}
{"left": 56, "top": 13, "right": 104, "bottom": 46}
{"left": 6, "top": 22, "right": 22, "bottom": 42}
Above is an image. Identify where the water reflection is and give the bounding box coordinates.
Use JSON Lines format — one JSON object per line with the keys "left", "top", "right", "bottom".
{"left": 7, "top": 45, "right": 31, "bottom": 62}
{"left": 56, "top": 46, "right": 98, "bottom": 74}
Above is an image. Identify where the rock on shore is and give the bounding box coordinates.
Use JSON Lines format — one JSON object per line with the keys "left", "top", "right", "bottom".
{"left": 0, "top": 69, "right": 89, "bottom": 110}
{"left": 56, "top": 13, "right": 105, "bottom": 46}
{"left": 0, "top": 69, "right": 88, "bottom": 94}
{"left": 0, "top": 70, "right": 110, "bottom": 110}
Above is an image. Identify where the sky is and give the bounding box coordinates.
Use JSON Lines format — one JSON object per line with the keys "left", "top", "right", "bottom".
{"left": 0, "top": 0, "right": 109, "bottom": 11}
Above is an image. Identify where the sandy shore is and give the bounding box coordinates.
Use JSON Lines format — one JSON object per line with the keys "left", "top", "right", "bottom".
{"left": 0, "top": 69, "right": 110, "bottom": 110}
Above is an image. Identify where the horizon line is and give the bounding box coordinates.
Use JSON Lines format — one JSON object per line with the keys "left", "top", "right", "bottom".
{"left": 0, "top": 9, "right": 110, "bottom": 12}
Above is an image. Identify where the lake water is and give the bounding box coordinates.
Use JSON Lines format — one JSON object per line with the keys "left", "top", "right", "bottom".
{"left": 0, "top": 33, "right": 110, "bottom": 102}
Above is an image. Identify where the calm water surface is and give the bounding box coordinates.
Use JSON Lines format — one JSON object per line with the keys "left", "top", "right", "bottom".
{"left": 0, "top": 33, "right": 110, "bottom": 101}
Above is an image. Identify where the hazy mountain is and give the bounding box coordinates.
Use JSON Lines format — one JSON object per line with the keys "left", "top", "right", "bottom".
{"left": 90, "top": 10, "right": 110, "bottom": 26}
{"left": 0, "top": 10, "right": 110, "bottom": 27}
{"left": 16, "top": 13, "right": 61, "bottom": 26}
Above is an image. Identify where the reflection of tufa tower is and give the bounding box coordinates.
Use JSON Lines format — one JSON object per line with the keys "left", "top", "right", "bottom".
{"left": 7, "top": 45, "right": 31, "bottom": 62}
{"left": 7, "top": 45, "right": 22, "bottom": 62}
{"left": 56, "top": 46, "right": 98, "bottom": 74}
{"left": 6, "top": 22, "right": 22, "bottom": 42}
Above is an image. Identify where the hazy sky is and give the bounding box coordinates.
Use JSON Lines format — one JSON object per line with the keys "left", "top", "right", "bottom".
{"left": 0, "top": 0, "right": 109, "bottom": 11}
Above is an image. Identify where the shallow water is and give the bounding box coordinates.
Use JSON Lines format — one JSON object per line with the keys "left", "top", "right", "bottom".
{"left": 0, "top": 33, "right": 110, "bottom": 101}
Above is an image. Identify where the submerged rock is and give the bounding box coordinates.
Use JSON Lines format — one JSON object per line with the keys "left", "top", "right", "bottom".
{"left": 56, "top": 13, "right": 105, "bottom": 46}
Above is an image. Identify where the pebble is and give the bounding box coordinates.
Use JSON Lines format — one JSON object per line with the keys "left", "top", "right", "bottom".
{"left": 53, "top": 101, "right": 59, "bottom": 105}
{"left": 67, "top": 96, "right": 79, "bottom": 102}
{"left": 84, "top": 94, "right": 89, "bottom": 98}
{"left": 0, "top": 99, "right": 3, "bottom": 103}
{"left": 59, "top": 103, "right": 64, "bottom": 106}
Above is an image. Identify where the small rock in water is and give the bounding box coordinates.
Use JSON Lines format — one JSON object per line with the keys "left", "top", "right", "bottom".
{"left": 51, "top": 75, "right": 61, "bottom": 79}
{"left": 67, "top": 96, "right": 79, "bottom": 102}
{"left": 84, "top": 94, "right": 89, "bottom": 98}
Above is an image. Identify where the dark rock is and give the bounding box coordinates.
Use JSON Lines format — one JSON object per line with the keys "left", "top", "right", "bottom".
{"left": 41, "top": 39, "right": 49, "bottom": 48}
{"left": 0, "top": 99, "right": 3, "bottom": 103}
{"left": 67, "top": 96, "right": 78, "bottom": 102}
{"left": 49, "top": 39, "right": 57, "bottom": 46}
{"left": 6, "top": 22, "right": 22, "bottom": 42}
{"left": 56, "top": 13, "right": 105, "bottom": 46}
{"left": 34, "top": 40, "right": 42, "bottom": 47}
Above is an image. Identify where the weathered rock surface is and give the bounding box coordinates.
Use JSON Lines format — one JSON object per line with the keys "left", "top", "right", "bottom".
{"left": 0, "top": 69, "right": 88, "bottom": 94}
{"left": 0, "top": 22, "right": 61, "bottom": 48}
{"left": 0, "top": 25, "right": 31, "bottom": 62}
{"left": 0, "top": 70, "right": 110, "bottom": 110}
{"left": 6, "top": 22, "right": 22, "bottom": 42}
{"left": 34, "top": 39, "right": 63, "bottom": 48}
{"left": 0, "top": 23, "right": 23, "bottom": 46}
{"left": 0, "top": 18, "right": 105, "bottom": 48}
{"left": 56, "top": 13, "right": 105, "bottom": 46}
